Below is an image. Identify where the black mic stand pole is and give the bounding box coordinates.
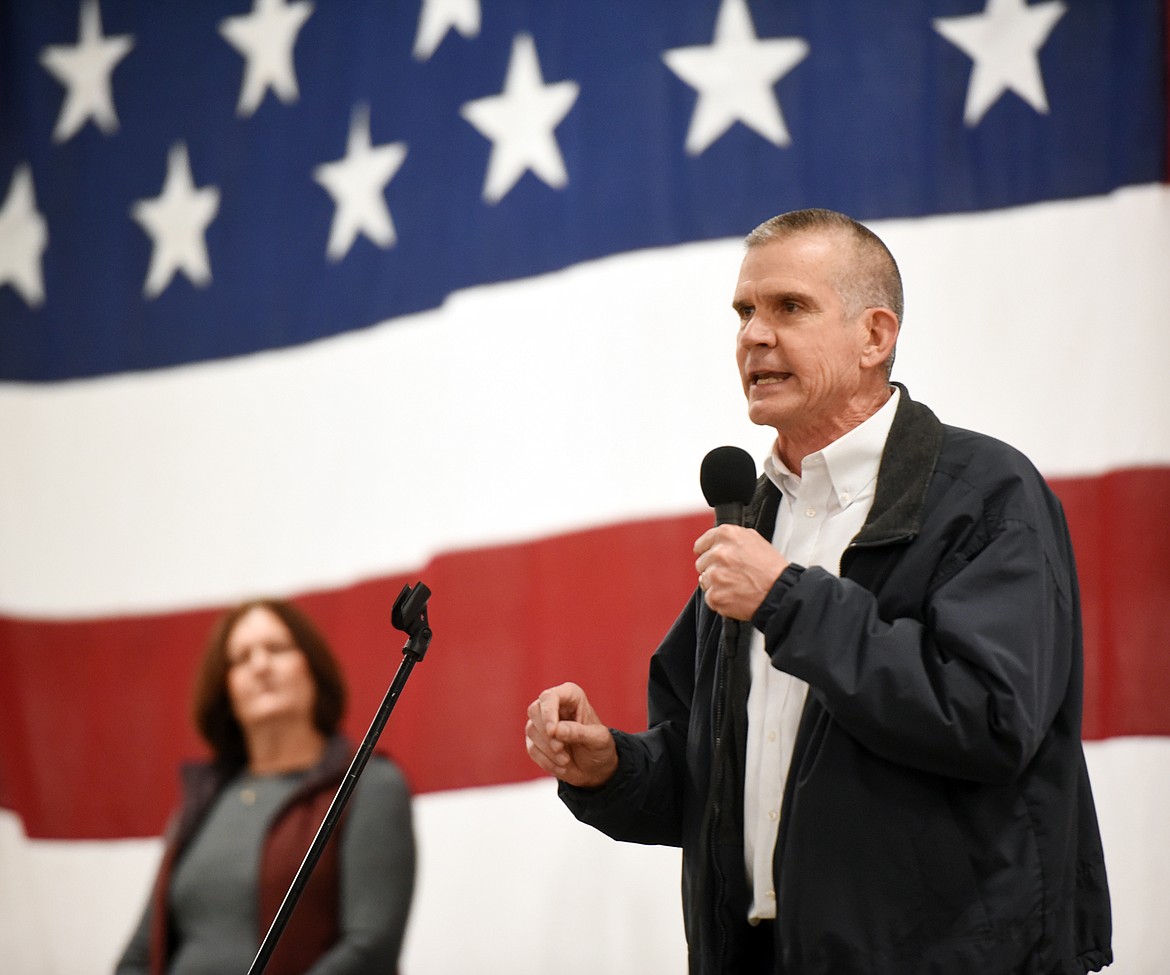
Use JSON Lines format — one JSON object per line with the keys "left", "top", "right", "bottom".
{"left": 246, "top": 581, "right": 434, "bottom": 975}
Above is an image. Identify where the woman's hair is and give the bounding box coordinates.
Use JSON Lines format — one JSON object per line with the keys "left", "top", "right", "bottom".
{"left": 190, "top": 598, "right": 347, "bottom": 766}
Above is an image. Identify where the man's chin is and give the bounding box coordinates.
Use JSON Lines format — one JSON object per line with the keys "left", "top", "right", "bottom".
{"left": 746, "top": 399, "right": 793, "bottom": 430}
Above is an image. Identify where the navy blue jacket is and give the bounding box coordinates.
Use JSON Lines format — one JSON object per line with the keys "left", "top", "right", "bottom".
{"left": 562, "top": 387, "right": 1112, "bottom": 974}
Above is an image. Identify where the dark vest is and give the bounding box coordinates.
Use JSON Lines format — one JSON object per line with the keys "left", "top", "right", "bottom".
{"left": 148, "top": 737, "right": 351, "bottom": 975}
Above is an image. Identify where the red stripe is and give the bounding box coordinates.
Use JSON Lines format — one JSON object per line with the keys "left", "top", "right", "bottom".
{"left": 2, "top": 467, "right": 1168, "bottom": 840}
{"left": 1052, "top": 467, "right": 1170, "bottom": 742}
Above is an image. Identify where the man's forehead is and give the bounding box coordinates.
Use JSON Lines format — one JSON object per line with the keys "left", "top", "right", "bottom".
{"left": 735, "top": 232, "right": 840, "bottom": 289}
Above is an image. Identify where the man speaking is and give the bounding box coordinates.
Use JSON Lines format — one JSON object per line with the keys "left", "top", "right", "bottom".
{"left": 525, "top": 208, "right": 1112, "bottom": 974}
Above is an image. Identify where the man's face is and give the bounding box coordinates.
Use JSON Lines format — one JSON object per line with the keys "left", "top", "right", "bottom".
{"left": 733, "top": 232, "right": 871, "bottom": 439}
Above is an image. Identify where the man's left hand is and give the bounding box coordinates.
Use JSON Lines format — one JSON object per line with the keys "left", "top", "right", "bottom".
{"left": 694, "top": 525, "right": 788, "bottom": 621}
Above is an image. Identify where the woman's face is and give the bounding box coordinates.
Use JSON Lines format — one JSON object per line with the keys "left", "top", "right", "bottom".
{"left": 224, "top": 606, "right": 318, "bottom": 734}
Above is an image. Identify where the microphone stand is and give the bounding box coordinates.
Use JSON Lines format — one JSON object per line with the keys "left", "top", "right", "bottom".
{"left": 246, "top": 582, "right": 434, "bottom": 975}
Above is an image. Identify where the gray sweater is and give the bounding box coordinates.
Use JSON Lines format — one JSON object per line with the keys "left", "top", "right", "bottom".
{"left": 114, "top": 755, "right": 414, "bottom": 974}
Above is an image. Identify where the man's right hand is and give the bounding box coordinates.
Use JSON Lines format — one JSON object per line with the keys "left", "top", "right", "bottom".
{"left": 525, "top": 682, "right": 619, "bottom": 789}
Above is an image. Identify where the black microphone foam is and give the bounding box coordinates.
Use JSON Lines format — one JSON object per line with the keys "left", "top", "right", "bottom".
{"left": 700, "top": 446, "right": 757, "bottom": 526}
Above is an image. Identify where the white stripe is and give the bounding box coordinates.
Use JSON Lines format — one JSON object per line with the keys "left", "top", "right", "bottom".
{"left": 2, "top": 737, "right": 1167, "bottom": 974}
{"left": 2, "top": 184, "right": 1168, "bottom": 617}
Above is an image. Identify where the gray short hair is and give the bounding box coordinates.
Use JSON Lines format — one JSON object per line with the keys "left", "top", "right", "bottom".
{"left": 744, "top": 208, "right": 904, "bottom": 325}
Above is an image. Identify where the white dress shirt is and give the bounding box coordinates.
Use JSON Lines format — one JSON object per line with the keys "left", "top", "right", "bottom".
{"left": 743, "top": 387, "right": 899, "bottom": 922}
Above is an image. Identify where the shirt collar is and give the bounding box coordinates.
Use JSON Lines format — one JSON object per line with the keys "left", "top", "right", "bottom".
{"left": 764, "top": 386, "right": 900, "bottom": 508}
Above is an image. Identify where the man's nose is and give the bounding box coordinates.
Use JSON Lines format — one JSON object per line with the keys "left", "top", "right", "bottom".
{"left": 739, "top": 313, "right": 775, "bottom": 347}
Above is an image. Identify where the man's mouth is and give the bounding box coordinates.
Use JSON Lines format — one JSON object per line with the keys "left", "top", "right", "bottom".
{"left": 751, "top": 372, "right": 790, "bottom": 387}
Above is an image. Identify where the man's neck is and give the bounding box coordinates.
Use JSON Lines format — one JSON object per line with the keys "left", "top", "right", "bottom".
{"left": 774, "top": 384, "right": 893, "bottom": 475}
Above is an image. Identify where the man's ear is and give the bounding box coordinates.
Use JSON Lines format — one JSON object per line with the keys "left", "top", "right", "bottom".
{"left": 860, "top": 306, "right": 899, "bottom": 371}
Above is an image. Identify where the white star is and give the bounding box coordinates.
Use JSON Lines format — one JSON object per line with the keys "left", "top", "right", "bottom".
{"left": 460, "top": 34, "right": 580, "bottom": 204}
{"left": 414, "top": 0, "right": 481, "bottom": 61}
{"left": 130, "top": 143, "right": 221, "bottom": 299}
{"left": 38, "top": 0, "right": 134, "bottom": 143}
{"left": 0, "top": 165, "right": 49, "bottom": 308}
{"left": 934, "top": 0, "right": 1067, "bottom": 126}
{"left": 313, "top": 105, "right": 408, "bottom": 261}
{"left": 662, "top": 0, "right": 809, "bottom": 156}
{"left": 218, "top": 0, "right": 314, "bottom": 117}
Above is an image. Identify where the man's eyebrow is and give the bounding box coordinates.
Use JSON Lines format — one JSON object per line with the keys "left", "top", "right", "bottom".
{"left": 742, "top": 287, "right": 810, "bottom": 307}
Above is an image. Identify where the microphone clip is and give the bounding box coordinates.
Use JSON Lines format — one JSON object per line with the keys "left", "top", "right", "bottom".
{"left": 392, "top": 582, "right": 432, "bottom": 660}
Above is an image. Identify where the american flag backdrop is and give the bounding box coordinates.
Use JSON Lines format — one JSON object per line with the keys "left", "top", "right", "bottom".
{"left": 1, "top": 1, "right": 1168, "bottom": 972}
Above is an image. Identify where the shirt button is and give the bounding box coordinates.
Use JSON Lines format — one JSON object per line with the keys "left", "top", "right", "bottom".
{"left": 804, "top": 507, "right": 816, "bottom": 518}
{"left": 768, "top": 809, "right": 779, "bottom": 821}
{"left": 766, "top": 890, "right": 776, "bottom": 901}
{"left": 767, "top": 731, "right": 777, "bottom": 742}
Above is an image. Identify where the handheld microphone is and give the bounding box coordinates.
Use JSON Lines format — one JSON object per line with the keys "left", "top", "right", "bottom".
{"left": 699, "top": 446, "right": 756, "bottom": 656}
{"left": 700, "top": 446, "right": 757, "bottom": 526}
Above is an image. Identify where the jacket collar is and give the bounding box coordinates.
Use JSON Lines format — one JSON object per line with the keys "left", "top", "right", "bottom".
{"left": 852, "top": 382, "right": 942, "bottom": 548}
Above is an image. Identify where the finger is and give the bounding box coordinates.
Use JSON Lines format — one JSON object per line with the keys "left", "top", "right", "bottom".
{"left": 693, "top": 527, "right": 720, "bottom": 556}
{"left": 553, "top": 723, "right": 619, "bottom": 787}
{"left": 526, "top": 700, "right": 567, "bottom": 767}
{"left": 534, "top": 686, "right": 570, "bottom": 736}
{"left": 525, "top": 730, "right": 566, "bottom": 777}
{"left": 525, "top": 705, "right": 552, "bottom": 747}
{"left": 526, "top": 698, "right": 553, "bottom": 746}
{"left": 553, "top": 719, "right": 608, "bottom": 754}
{"left": 525, "top": 719, "right": 565, "bottom": 770}
{"left": 552, "top": 719, "right": 587, "bottom": 745}
{"left": 533, "top": 684, "right": 588, "bottom": 759}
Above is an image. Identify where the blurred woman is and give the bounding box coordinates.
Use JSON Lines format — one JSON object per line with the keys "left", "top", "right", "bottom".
{"left": 115, "top": 599, "right": 415, "bottom": 975}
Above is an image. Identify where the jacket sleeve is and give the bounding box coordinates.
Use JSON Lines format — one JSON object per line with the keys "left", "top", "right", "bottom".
{"left": 754, "top": 493, "right": 1077, "bottom": 785}
{"left": 559, "top": 590, "right": 710, "bottom": 847}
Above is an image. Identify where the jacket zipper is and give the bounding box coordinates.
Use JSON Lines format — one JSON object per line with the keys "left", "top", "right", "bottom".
{"left": 710, "top": 633, "right": 729, "bottom": 968}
